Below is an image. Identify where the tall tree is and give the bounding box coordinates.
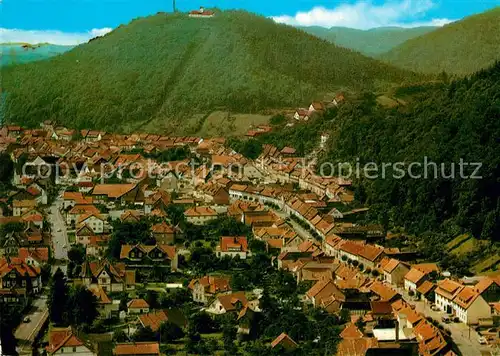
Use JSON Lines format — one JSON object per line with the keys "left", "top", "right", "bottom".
{"left": 132, "top": 326, "right": 156, "bottom": 342}
{"left": 48, "top": 268, "right": 69, "bottom": 325}
{"left": 66, "top": 285, "right": 99, "bottom": 327}
{"left": 0, "top": 153, "right": 14, "bottom": 184}
{"left": 159, "top": 321, "right": 185, "bottom": 342}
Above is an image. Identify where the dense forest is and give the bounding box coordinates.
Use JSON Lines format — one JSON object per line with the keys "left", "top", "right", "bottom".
{"left": 1, "top": 10, "right": 419, "bottom": 132}
{"left": 381, "top": 7, "right": 500, "bottom": 75}
{"left": 258, "top": 63, "right": 500, "bottom": 244}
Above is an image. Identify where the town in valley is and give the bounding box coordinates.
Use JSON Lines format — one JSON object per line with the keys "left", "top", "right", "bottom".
{"left": 0, "top": 118, "right": 498, "bottom": 356}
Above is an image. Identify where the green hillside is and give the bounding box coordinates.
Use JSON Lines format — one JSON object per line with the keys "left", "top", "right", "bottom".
{"left": 0, "top": 43, "right": 74, "bottom": 66}
{"left": 381, "top": 7, "right": 500, "bottom": 74}
{"left": 301, "top": 26, "right": 437, "bottom": 57}
{"left": 0, "top": 10, "right": 418, "bottom": 133}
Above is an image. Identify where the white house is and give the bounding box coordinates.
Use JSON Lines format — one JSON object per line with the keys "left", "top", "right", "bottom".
{"left": 46, "top": 327, "right": 96, "bottom": 355}
{"left": 77, "top": 213, "right": 105, "bottom": 234}
{"left": 383, "top": 259, "right": 410, "bottom": 287}
{"left": 188, "top": 276, "right": 231, "bottom": 304}
{"left": 189, "top": 6, "right": 215, "bottom": 18}
{"left": 435, "top": 279, "right": 492, "bottom": 325}
{"left": 404, "top": 268, "right": 427, "bottom": 293}
{"left": 206, "top": 292, "right": 248, "bottom": 315}
{"left": 127, "top": 298, "right": 150, "bottom": 314}
{"left": 452, "top": 286, "right": 491, "bottom": 324}
{"left": 293, "top": 109, "right": 310, "bottom": 121}
{"left": 184, "top": 206, "right": 218, "bottom": 225}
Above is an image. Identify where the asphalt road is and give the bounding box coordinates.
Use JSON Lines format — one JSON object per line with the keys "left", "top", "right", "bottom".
{"left": 15, "top": 296, "right": 48, "bottom": 352}
{"left": 47, "top": 198, "right": 69, "bottom": 260}
{"left": 274, "top": 210, "right": 315, "bottom": 242}
{"left": 397, "top": 288, "right": 490, "bottom": 356}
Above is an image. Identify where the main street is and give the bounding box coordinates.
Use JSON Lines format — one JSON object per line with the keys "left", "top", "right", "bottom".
{"left": 47, "top": 197, "right": 69, "bottom": 261}
{"left": 274, "top": 209, "right": 316, "bottom": 242}
{"left": 14, "top": 296, "right": 48, "bottom": 355}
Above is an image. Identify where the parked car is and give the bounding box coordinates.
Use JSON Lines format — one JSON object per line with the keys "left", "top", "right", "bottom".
{"left": 478, "top": 336, "right": 487, "bottom": 345}
{"left": 453, "top": 317, "right": 460, "bottom": 323}
{"left": 441, "top": 316, "right": 451, "bottom": 323}
{"left": 430, "top": 305, "right": 439, "bottom": 311}
{"left": 23, "top": 317, "right": 30, "bottom": 323}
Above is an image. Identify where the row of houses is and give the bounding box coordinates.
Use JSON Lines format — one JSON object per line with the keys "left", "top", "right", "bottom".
{"left": 293, "top": 93, "right": 345, "bottom": 122}
{"left": 434, "top": 277, "right": 500, "bottom": 325}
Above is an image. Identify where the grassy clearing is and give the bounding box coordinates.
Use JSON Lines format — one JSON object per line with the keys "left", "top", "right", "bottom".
{"left": 197, "top": 111, "right": 272, "bottom": 137}
{"left": 446, "top": 234, "right": 471, "bottom": 252}
{"left": 472, "top": 255, "right": 500, "bottom": 275}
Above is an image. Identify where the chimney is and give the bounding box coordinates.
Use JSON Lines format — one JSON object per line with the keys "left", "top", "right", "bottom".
{"left": 395, "top": 319, "right": 399, "bottom": 342}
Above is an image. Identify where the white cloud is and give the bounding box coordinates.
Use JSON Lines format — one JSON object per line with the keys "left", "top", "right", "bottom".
{"left": 0, "top": 27, "right": 113, "bottom": 45}
{"left": 271, "top": 0, "right": 456, "bottom": 29}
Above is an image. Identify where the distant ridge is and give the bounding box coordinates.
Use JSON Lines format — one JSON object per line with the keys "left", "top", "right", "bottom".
{"left": 1, "top": 43, "right": 74, "bottom": 66}
{"left": 300, "top": 26, "right": 437, "bottom": 57}
{"left": 380, "top": 7, "right": 500, "bottom": 74}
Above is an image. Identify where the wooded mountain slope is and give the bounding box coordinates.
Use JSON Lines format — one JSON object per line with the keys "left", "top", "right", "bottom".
{"left": 381, "top": 7, "right": 500, "bottom": 75}
{"left": 301, "top": 26, "right": 436, "bottom": 57}
{"left": 1, "top": 11, "right": 417, "bottom": 132}
{"left": 319, "top": 63, "right": 500, "bottom": 243}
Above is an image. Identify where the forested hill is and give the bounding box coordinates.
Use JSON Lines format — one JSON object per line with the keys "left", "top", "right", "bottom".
{"left": 380, "top": 7, "right": 500, "bottom": 75}
{"left": 319, "top": 62, "right": 500, "bottom": 244}
{"left": 1, "top": 10, "right": 418, "bottom": 132}
{"left": 300, "top": 26, "right": 437, "bottom": 57}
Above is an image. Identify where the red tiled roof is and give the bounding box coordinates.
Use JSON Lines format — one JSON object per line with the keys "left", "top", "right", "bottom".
{"left": 383, "top": 258, "right": 402, "bottom": 273}
{"left": 184, "top": 206, "right": 217, "bottom": 217}
{"left": 336, "top": 338, "right": 378, "bottom": 356}
{"left": 18, "top": 247, "right": 49, "bottom": 262}
{"left": 0, "top": 257, "right": 40, "bottom": 278}
{"left": 413, "top": 263, "right": 440, "bottom": 274}
{"left": 270, "top": 332, "right": 298, "bottom": 349}
{"left": 128, "top": 298, "right": 150, "bottom": 309}
{"left": 151, "top": 221, "right": 174, "bottom": 234}
{"left": 340, "top": 323, "right": 364, "bottom": 339}
{"left": 188, "top": 276, "right": 231, "bottom": 294}
{"left": 90, "top": 285, "right": 112, "bottom": 304}
{"left": 369, "top": 281, "right": 399, "bottom": 301}
{"left": 453, "top": 286, "right": 480, "bottom": 310}
{"left": 358, "top": 244, "right": 384, "bottom": 262}
{"left": 92, "top": 184, "right": 136, "bottom": 198}
{"left": 417, "top": 281, "right": 436, "bottom": 295}
{"left": 405, "top": 268, "right": 426, "bottom": 285}
{"left": 474, "top": 276, "right": 500, "bottom": 294}
{"left": 219, "top": 236, "right": 248, "bottom": 252}
{"left": 189, "top": 9, "right": 215, "bottom": 16}
{"left": 437, "top": 279, "right": 463, "bottom": 295}
{"left": 138, "top": 310, "right": 168, "bottom": 332}
{"left": 216, "top": 292, "right": 248, "bottom": 312}
{"left": 113, "top": 342, "right": 160, "bottom": 355}
{"left": 46, "top": 327, "right": 85, "bottom": 354}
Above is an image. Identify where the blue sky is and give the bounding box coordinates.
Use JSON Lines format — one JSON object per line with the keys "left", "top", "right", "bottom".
{"left": 1, "top": 0, "right": 499, "bottom": 44}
